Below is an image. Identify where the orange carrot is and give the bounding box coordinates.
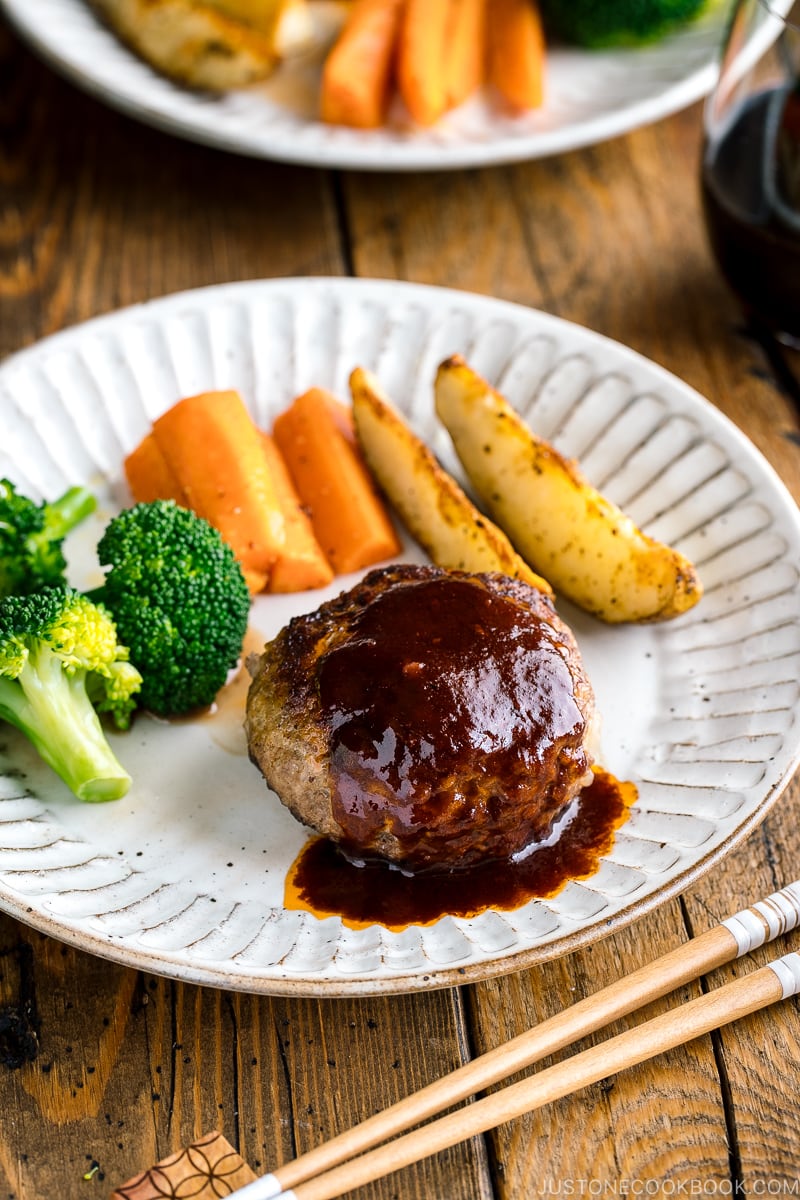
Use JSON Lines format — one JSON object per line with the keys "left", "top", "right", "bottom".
{"left": 124, "top": 433, "right": 187, "bottom": 506}
{"left": 152, "top": 389, "right": 285, "bottom": 594}
{"left": 397, "top": 0, "right": 452, "bottom": 125}
{"left": 321, "top": 0, "right": 406, "bottom": 129}
{"left": 488, "top": 0, "right": 545, "bottom": 112}
{"left": 260, "top": 433, "right": 335, "bottom": 593}
{"left": 445, "top": 0, "right": 487, "bottom": 111}
{"left": 273, "top": 388, "right": 401, "bottom": 575}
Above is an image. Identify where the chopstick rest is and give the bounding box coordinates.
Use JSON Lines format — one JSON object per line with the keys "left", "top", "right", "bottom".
{"left": 230, "top": 879, "right": 800, "bottom": 1200}
{"left": 112, "top": 1130, "right": 257, "bottom": 1199}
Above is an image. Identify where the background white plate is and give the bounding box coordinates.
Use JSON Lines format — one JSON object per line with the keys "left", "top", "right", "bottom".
{"left": 1, "top": 277, "right": 799, "bottom": 996}
{"left": 1, "top": 0, "right": 732, "bottom": 170}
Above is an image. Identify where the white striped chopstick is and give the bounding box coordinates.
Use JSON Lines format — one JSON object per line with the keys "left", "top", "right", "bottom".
{"left": 233, "top": 880, "right": 800, "bottom": 1200}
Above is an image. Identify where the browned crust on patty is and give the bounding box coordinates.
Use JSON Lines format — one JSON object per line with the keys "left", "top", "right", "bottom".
{"left": 246, "top": 565, "right": 595, "bottom": 867}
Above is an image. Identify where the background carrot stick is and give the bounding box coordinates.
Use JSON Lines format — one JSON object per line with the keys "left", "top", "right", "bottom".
{"left": 152, "top": 389, "right": 285, "bottom": 593}
{"left": 321, "top": 0, "right": 406, "bottom": 129}
{"left": 273, "top": 388, "right": 401, "bottom": 575}
{"left": 488, "top": 0, "right": 545, "bottom": 112}
{"left": 397, "top": 0, "right": 453, "bottom": 126}
{"left": 445, "top": 0, "right": 487, "bottom": 111}
{"left": 124, "top": 433, "right": 187, "bottom": 506}
{"left": 260, "top": 433, "right": 334, "bottom": 593}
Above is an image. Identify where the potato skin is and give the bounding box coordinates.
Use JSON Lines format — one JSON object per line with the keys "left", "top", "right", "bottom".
{"left": 89, "top": 0, "right": 285, "bottom": 89}
{"left": 350, "top": 367, "right": 552, "bottom": 595}
{"left": 434, "top": 356, "right": 703, "bottom": 624}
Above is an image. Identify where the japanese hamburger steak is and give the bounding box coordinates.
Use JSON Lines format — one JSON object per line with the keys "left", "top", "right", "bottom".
{"left": 245, "top": 564, "right": 596, "bottom": 871}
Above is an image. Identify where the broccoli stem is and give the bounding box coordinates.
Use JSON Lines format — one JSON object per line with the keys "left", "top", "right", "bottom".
{"left": 44, "top": 487, "right": 97, "bottom": 540}
{"left": 0, "top": 644, "right": 131, "bottom": 802}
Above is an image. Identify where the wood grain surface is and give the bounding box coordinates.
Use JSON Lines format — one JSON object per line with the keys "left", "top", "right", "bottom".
{"left": 1, "top": 17, "right": 800, "bottom": 1200}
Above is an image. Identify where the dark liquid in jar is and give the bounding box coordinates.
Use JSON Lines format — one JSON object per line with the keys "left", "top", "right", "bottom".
{"left": 702, "top": 88, "right": 800, "bottom": 338}
{"left": 285, "top": 768, "right": 636, "bottom": 930}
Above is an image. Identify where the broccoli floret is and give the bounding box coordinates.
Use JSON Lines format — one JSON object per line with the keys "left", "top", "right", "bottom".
{"left": 540, "top": 0, "right": 707, "bottom": 47}
{"left": 91, "top": 500, "right": 250, "bottom": 716}
{"left": 0, "top": 479, "right": 97, "bottom": 598}
{"left": 0, "top": 588, "right": 141, "bottom": 802}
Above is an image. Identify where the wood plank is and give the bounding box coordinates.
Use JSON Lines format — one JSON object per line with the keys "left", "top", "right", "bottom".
{"left": 0, "top": 22, "right": 492, "bottom": 1200}
{"left": 504, "top": 119, "right": 800, "bottom": 1195}
{"left": 343, "top": 104, "right": 800, "bottom": 1192}
{"left": 0, "top": 22, "right": 344, "bottom": 361}
{"left": 466, "top": 912, "right": 732, "bottom": 1196}
{"left": 503, "top": 109, "right": 800, "bottom": 1192}
{"left": 1, "top": 9, "right": 799, "bottom": 1197}
{"left": 0, "top": 925, "right": 493, "bottom": 1199}
{"left": 681, "top": 787, "right": 800, "bottom": 1187}
{"left": 484, "top": 115, "right": 800, "bottom": 1190}
{"left": 263, "top": 991, "right": 493, "bottom": 1199}
{"left": 0, "top": 917, "right": 156, "bottom": 1195}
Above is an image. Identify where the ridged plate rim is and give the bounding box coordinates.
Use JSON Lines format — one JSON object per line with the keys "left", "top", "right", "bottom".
{"left": 0, "top": 276, "right": 799, "bottom": 996}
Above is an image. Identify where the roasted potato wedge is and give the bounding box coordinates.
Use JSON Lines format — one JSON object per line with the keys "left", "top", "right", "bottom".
{"left": 90, "top": 0, "right": 302, "bottom": 90}
{"left": 434, "top": 356, "right": 702, "bottom": 623}
{"left": 203, "top": 0, "right": 296, "bottom": 36}
{"left": 350, "top": 367, "right": 553, "bottom": 595}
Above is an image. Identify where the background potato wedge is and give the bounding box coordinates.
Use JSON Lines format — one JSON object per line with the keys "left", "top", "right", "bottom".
{"left": 434, "top": 356, "right": 703, "bottom": 623}
{"left": 350, "top": 367, "right": 553, "bottom": 595}
{"left": 203, "top": 0, "right": 300, "bottom": 37}
{"left": 90, "top": 0, "right": 296, "bottom": 90}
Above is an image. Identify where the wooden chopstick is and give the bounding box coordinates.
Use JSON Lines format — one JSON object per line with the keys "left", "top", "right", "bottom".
{"left": 278, "top": 950, "right": 800, "bottom": 1200}
{"left": 233, "top": 880, "right": 800, "bottom": 1200}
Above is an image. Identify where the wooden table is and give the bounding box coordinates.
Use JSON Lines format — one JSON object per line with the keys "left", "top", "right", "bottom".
{"left": 2, "top": 19, "right": 800, "bottom": 1199}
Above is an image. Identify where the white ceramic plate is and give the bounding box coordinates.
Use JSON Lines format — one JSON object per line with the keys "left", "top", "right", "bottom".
{"left": 1, "top": 277, "right": 800, "bottom": 996}
{"left": 1, "top": 0, "right": 733, "bottom": 170}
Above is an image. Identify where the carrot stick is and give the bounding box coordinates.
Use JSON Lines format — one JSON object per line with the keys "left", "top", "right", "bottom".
{"left": 397, "top": 0, "right": 453, "bottom": 125}
{"left": 152, "top": 389, "right": 285, "bottom": 594}
{"left": 273, "top": 388, "right": 401, "bottom": 575}
{"left": 445, "top": 0, "right": 487, "bottom": 110}
{"left": 321, "top": 0, "right": 406, "bottom": 129}
{"left": 260, "top": 433, "right": 335, "bottom": 593}
{"left": 124, "top": 433, "right": 187, "bottom": 506}
{"left": 487, "top": 0, "right": 545, "bottom": 112}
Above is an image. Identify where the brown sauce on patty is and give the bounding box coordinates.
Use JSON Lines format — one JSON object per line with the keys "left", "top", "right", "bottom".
{"left": 317, "top": 573, "right": 592, "bottom": 867}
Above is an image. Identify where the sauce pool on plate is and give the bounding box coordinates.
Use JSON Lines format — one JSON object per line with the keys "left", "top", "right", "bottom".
{"left": 284, "top": 767, "right": 636, "bottom": 930}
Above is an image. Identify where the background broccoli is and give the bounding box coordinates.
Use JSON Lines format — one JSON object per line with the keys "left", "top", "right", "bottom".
{"left": 91, "top": 500, "right": 251, "bottom": 716}
{"left": 0, "top": 588, "right": 141, "bottom": 802}
{"left": 539, "top": 0, "right": 708, "bottom": 47}
{"left": 0, "top": 479, "right": 96, "bottom": 599}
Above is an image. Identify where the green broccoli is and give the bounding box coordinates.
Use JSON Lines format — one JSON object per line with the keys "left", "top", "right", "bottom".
{"left": 90, "top": 500, "right": 251, "bottom": 717}
{"left": 0, "top": 588, "right": 141, "bottom": 802}
{"left": 539, "top": 0, "right": 708, "bottom": 47}
{"left": 0, "top": 479, "right": 97, "bottom": 599}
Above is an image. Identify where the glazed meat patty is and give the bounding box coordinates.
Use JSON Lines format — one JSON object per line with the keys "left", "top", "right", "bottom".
{"left": 246, "top": 564, "right": 596, "bottom": 870}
